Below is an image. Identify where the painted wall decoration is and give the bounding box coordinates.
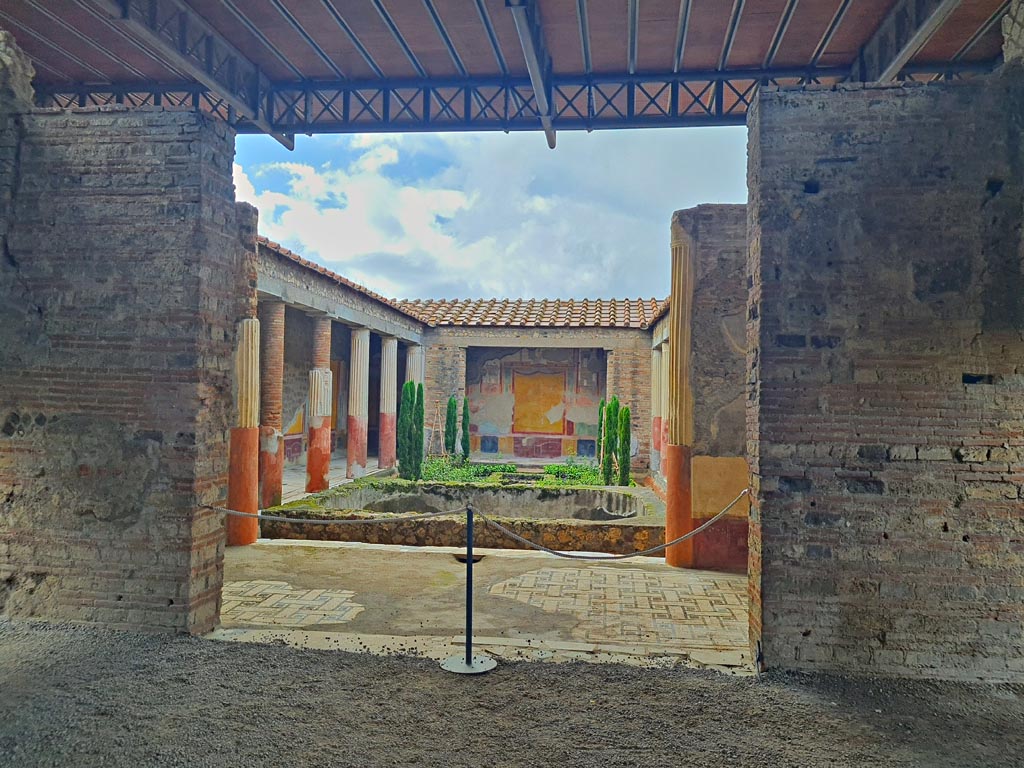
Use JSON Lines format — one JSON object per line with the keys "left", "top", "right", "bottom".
{"left": 466, "top": 347, "right": 605, "bottom": 462}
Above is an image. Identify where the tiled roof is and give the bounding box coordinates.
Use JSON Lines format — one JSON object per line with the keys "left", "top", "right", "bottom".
{"left": 257, "top": 237, "right": 424, "bottom": 322}
{"left": 396, "top": 298, "right": 667, "bottom": 329}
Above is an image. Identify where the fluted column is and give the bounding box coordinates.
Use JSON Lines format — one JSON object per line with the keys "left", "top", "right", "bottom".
{"left": 660, "top": 340, "right": 670, "bottom": 470}
{"left": 665, "top": 236, "right": 696, "bottom": 568}
{"left": 379, "top": 336, "right": 398, "bottom": 469}
{"left": 405, "top": 344, "right": 424, "bottom": 385}
{"left": 305, "top": 316, "right": 333, "bottom": 493}
{"left": 258, "top": 301, "right": 285, "bottom": 509}
{"left": 347, "top": 328, "right": 371, "bottom": 478}
{"left": 227, "top": 318, "right": 260, "bottom": 546}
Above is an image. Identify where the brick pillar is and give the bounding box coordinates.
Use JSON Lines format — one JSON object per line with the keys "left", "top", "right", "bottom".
{"left": 651, "top": 345, "right": 662, "bottom": 472}
{"left": 258, "top": 300, "right": 285, "bottom": 509}
{"left": 665, "top": 235, "right": 695, "bottom": 567}
{"left": 347, "top": 328, "right": 370, "bottom": 478}
{"left": 305, "top": 316, "right": 332, "bottom": 493}
{"left": 379, "top": 336, "right": 398, "bottom": 469}
{"left": 227, "top": 318, "right": 260, "bottom": 545}
{"left": 405, "top": 343, "right": 424, "bottom": 384}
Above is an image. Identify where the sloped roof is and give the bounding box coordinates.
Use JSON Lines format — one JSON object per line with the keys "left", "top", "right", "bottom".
{"left": 257, "top": 237, "right": 424, "bottom": 323}
{"left": 397, "top": 298, "right": 665, "bottom": 329}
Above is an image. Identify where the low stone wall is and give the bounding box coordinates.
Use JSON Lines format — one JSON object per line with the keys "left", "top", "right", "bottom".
{"left": 261, "top": 511, "right": 663, "bottom": 556}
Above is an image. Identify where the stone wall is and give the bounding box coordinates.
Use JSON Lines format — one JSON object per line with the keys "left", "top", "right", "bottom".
{"left": 0, "top": 101, "right": 247, "bottom": 631}
{"left": 424, "top": 326, "right": 653, "bottom": 468}
{"left": 747, "top": 72, "right": 1024, "bottom": 680}
{"left": 1005, "top": 0, "right": 1024, "bottom": 63}
{"left": 672, "top": 205, "right": 749, "bottom": 571}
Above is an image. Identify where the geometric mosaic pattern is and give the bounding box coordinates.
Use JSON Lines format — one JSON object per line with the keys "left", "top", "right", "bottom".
{"left": 489, "top": 567, "right": 747, "bottom": 651}
{"left": 221, "top": 581, "right": 364, "bottom": 628}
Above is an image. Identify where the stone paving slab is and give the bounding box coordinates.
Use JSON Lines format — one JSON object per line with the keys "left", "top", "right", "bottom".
{"left": 220, "top": 541, "right": 750, "bottom": 668}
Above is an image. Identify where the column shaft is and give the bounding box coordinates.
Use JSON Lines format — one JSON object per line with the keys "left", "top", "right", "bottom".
{"left": 305, "top": 317, "right": 333, "bottom": 493}
{"left": 405, "top": 344, "right": 424, "bottom": 385}
{"left": 379, "top": 337, "right": 398, "bottom": 469}
{"left": 258, "top": 301, "right": 285, "bottom": 509}
{"left": 347, "top": 328, "right": 371, "bottom": 478}
{"left": 666, "top": 237, "right": 696, "bottom": 567}
{"left": 651, "top": 346, "right": 662, "bottom": 471}
{"left": 228, "top": 318, "right": 260, "bottom": 546}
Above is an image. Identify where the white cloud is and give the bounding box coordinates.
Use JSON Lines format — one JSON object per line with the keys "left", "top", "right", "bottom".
{"left": 233, "top": 125, "right": 748, "bottom": 300}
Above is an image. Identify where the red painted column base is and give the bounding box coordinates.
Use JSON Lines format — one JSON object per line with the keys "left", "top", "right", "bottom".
{"left": 346, "top": 414, "right": 368, "bottom": 479}
{"left": 379, "top": 411, "right": 396, "bottom": 469}
{"left": 306, "top": 421, "right": 331, "bottom": 493}
{"left": 258, "top": 426, "right": 284, "bottom": 509}
{"left": 663, "top": 442, "right": 694, "bottom": 568}
{"left": 227, "top": 426, "right": 259, "bottom": 546}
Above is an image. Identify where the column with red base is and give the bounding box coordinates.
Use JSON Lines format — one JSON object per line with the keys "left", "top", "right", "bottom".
{"left": 258, "top": 300, "right": 285, "bottom": 509}
{"left": 379, "top": 336, "right": 398, "bottom": 469}
{"left": 347, "top": 327, "right": 370, "bottom": 479}
{"left": 305, "top": 316, "right": 332, "bottom": 493}
{"left": 227, "top": 318, "right": 260, "bottom": 546}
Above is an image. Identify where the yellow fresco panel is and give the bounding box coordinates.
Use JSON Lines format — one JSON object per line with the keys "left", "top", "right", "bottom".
{"left": 512, "top": 371, "right": 564, "bottom": 434}
{"left": 498, "top": 436, "right": 515, "bottom": 455}
{"left": 692, "top": 456, "right": 751, "bottom": 519}
{"left": 562, "top": 439, "right": 577, "bottom": 456}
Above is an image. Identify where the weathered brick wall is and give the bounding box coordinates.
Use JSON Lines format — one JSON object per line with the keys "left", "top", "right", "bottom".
{"left": 0, "top": 103, "right": 247, "bottom": 632}
{"left": 1005, "top": 0, "right": 1024, "bottom": 62}
{"left": 606, "top": 345, "right": 652, "bottom": 470}
{"left": 747, "top": 72, "right": 1024, "bottom": 680}
{"left": 422, "top": 341, "right": 467, "bottom": 453}
{"left": 424, "top": 326, "right": 653, "bottom": 468}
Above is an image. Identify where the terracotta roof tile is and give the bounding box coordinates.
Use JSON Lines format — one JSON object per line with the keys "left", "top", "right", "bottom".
{"left": 396, "top": 298, "right": 667, "bottom": 329}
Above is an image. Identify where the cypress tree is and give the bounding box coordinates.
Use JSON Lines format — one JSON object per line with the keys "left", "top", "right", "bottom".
{"left": 596, "top": 399, "right": 605, "bottom": 461}
{"left": 414, "top": 383, "right": 425, "bottom": 480}
{"left": 444, "top": 395, "right": 458, "bottom": 454}
{"left": 602, "top": 400, "right": 616, "bottom": 485}
{"left": 461, "top": 396, "right": 470, "bottom": 460}
{"left": 606, "top": 396, "right": 620, "bottom": 460}
{"left": 398, "top": 381, "right": 415, "bottom": 479}
{"left": 617, "top": 407, "right": 631, "bottom": 486}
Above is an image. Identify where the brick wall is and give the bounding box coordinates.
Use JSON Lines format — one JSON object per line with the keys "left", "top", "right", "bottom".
{"left": 423, "top": 342, "right": 467, "bottom": 454}
{"left": 606, "top": 346, "right": 652, "bottom": 470}
{"left": 0, "top": 98, "right": 247, "bottom": 631}
{"left": 747, "top": 71, "right": 1024, "bottom": 680}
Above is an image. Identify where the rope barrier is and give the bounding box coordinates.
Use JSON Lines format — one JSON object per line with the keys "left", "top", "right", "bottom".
{"left": 475, "top": 488, "right": 749, "bottom": 561}
{"left": 204, "top": 504, "right": 469, "bottom": 526}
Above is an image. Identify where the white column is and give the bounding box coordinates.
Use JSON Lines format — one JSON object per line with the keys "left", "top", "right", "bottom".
{"left": 405, "top": 344, "right": 424, "bottom": 385}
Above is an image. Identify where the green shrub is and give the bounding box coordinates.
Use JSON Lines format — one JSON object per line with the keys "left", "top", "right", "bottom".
{"left": 602, "top": 396, "right": 619, "bottom": 485}
{"left": 397, "top": 381, "right": 416, "bottom": 480}
{"left": 541, "top": 460, "right": 602, "bottom": 486}
{"left": 444, "top": 396, "right": 458, "bottom": 454}
{"left": 617, "top": 406, "right": 631, "bottom": 486}
{"left": 461, "top": 397, "right": 470, "bottom": 460}
{"left": 414, "top": 384, "right": 425, "bottom": 480}
{"left": 421, "top": 456, "right": 516, "bottom": 483}
{"left": 596, "top": 399, "right": 605, "bottom": 460}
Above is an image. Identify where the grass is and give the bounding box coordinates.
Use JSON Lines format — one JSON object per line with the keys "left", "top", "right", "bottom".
{"left": 420, "top": 456, "right": 607, "bottom": 487}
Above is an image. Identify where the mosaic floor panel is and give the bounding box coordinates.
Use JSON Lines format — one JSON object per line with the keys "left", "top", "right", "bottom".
{"left": 221, "top": 580, "right": 364, "bottom": 627}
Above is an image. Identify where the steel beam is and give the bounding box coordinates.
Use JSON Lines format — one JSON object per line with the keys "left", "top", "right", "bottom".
{"left": 718, "top": 0, "right": 745, "bottom": 70}
{"left": 851, "top": 0, "right": 962, "bottom": 82}
{"left": 576, "top": 0, "right": 592, "bottom": 74}
{"left": 86, "top": 0, "right": 293, "bottom": 148}
{"left": 809, "top": 0, "right": 853, "bottom": 66}
{"left": 763, "top": 0, "right": 798, "bottom": 67}
{"left": 506, "top": 0, "right": 556, "bottom": 148}
{"left": 475, "top": 0, "right": 509, "bottom": 75}
{"left": 39, "top": 66, "right": 860, "bottom": 137}
{"left": 673, "top": 0, "right": 693, "bottom": 72}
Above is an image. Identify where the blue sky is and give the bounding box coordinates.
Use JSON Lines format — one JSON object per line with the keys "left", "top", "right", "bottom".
{"left": 234, "top": 125, "right": 748, "bottom": 301}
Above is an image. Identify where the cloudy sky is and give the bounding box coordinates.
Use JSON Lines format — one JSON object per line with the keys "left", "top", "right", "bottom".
{"left": 234, "top": 125, "right": 748, "bottom": 301}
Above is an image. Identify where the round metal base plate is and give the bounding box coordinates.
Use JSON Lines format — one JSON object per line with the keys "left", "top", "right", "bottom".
{"left": 440, "top": 655, "right": 498, "bottom": 674}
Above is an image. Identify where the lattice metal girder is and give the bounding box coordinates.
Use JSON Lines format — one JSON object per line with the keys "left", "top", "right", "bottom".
{"left": 36, "top": 68, "right": 855, "bottom": 135}
{"left": 851, "top": 0, "right": 962, "bottom": 82}
{"left": 506, "top": 0, "right": 556, "bottom": 147}
{"left": 83, "top": 0, "right": 292, "bottom": 149}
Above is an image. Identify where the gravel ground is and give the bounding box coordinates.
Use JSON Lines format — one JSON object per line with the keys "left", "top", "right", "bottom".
{"left": 1, "top": 619, "right": 1021, "bottom": 768}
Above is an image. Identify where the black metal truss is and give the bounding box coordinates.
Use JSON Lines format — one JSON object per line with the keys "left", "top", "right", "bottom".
{"left": 82, "top": 0, "right": 292, "bottom": 148}
{"left": 37, "top": 68, "right": 853, "bottom": 135}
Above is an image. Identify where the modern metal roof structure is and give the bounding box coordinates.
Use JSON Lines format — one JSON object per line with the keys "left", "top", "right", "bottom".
{"left": 5, "top": 0, "right": 1011, "bottom": 149}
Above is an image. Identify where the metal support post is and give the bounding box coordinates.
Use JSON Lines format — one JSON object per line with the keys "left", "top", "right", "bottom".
{"left": 440, "top": 505, "right": 497, "bottom": 674}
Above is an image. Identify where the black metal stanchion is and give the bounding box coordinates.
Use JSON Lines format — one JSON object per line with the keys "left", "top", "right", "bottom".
{"left": 440, "top": 504, "right": 497, "bottom": 674}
